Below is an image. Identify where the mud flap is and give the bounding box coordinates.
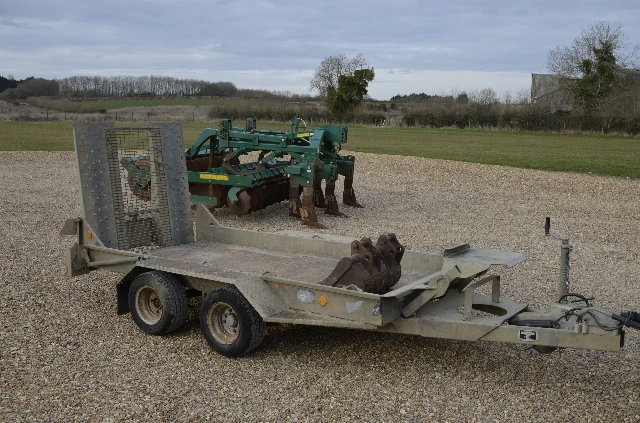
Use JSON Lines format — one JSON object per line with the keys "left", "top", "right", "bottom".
{"left": 116, "top": 280, "right": 133, "bottom": 315}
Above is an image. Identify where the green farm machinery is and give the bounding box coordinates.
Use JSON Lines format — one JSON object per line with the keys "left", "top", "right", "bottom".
{"left": 122, "top": 118, "right": 362, "bottom": 228}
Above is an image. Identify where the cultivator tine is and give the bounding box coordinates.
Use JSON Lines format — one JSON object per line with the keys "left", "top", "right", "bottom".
{"left": 313, "top": 176, "right": 326, "bottom": 207}
{"left": 300, "top": 186, "right": 326, "bottom": 229}
{"left": 324, "top": 179, "right": 346, "bottom": 217}
{"left": 343, "top": 175, "right": 364, "bottom": 208}
{"left": 288, "top": 181, "right": 301, "bottom": 217}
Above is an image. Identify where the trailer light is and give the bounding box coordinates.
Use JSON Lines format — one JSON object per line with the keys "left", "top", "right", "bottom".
{"left": 318, "top": 296, "right": 327, "bottom": 306}
{"left": 296, "top": 289, "right": 314, "bottom": 304}
{"left": 86, "top": 231, "right": 93, "bottom": 239}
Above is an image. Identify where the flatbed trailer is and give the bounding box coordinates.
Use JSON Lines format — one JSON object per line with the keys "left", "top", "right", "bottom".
{"left": 61, "top": 123, "right": 638, "bottom": 356}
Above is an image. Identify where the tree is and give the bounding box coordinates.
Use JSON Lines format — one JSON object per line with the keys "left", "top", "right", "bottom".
{"left": 310, "top": 53, "right": 375, "bottom": 118}
{"left": 455, "top": 92, "right": 469, "bottom": 104}
{"left": 324, "top": 68, "right": 375, "bottom": 117}
{"left": 547, "top": 21, "right": 640, "bottom": 113}
{"left": 572, "top": 41, "right": 618, "bottom": 112}
{"left": 469, "top": 88, "right": 498, "bottom": 105}
{"left": 199, "top": 81, "right": 238, "bottom": 97}
{"left": 515, "top": 88, "right": 531, "bottom": 105}
{"left": 310, "top": 53, "right": 369, "bottom": 97}
{"left": 0, "top": 75, "right": 19, "bottom": 94}
{"left": 0, "top": 77, "right": 59, "bottom": 99}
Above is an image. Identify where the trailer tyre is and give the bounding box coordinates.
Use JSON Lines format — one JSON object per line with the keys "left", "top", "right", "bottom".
{"left": 200, "top": 287, "right": 265, "bottom": 357}
{"left": 128, "top": 271, "right": 188, "bottom": 335}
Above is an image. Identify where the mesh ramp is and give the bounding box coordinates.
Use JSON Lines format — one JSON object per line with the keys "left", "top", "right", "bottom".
{"left": 73, "top": 123, "right": 193, "bottom": 251}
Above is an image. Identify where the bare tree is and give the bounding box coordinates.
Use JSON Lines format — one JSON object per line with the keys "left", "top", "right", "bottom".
{"left": 515, "top": 88, "right": 531, "bottom": 105}
{"left": 309, "top": 53, "right": 369, "bottom": 97}
{"left": 548, "top": 22, "right": 639, "bottom": 78}
{"left": 469, "top": 88, "right": 499, "bottom": 105}
{"left": 547, "top": 22, "right": 640, "bottom": 113}
{"left": 503, "top": 90, "right": 512, "bottom": 105}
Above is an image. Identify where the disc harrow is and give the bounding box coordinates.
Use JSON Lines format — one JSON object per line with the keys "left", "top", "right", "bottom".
{"left": 122, "top": 118, "right": 363, "bottom": 228}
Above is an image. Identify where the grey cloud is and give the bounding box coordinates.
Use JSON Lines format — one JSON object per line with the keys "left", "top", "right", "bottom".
{"left": 0, "top": 19, "right": 36, "bottom": 29}
{"left": 1, "top": 0, "right": 639, "bottom": 98}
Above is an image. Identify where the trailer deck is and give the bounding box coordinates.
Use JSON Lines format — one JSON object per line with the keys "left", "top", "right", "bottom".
{"left": 61, "top": 123, "right": 637, "bottom": 357}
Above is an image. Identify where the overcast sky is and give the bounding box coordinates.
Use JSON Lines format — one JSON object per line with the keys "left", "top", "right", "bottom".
{"left": 1, "top": 0, "right": 639, "bottom": 100}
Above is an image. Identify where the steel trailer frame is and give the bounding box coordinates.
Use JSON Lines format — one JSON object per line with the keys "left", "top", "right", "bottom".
{"left": 62, "top": 123, "right": 631, "bottom": 356}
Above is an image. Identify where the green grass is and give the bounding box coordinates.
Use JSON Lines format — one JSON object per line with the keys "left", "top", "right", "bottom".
{"left": 1, "top": 121, "right": 639, "bottom": 178}
{"left": 346, "top": 127, "right": 640, "bottom": 178}
{"left": 0, "top": 122, "right": 75, "bottom": 151}
{"left": 0, "top": 122, "right": 291, "bottom": 151}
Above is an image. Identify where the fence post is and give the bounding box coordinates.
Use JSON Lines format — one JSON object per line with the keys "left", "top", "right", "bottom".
{"left": 115, "top": 112, "right": 117, "bottom": 121}
{"left": 131, "top": 111, "right": 134, "bottom": 122}
{"left": 193, "top": 112, "right": 195, "bottom": 122}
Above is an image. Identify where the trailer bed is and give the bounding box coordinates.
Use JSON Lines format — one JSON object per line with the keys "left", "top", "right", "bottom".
{"left": 149, "top": 241, "right": 424, "bottom": 289}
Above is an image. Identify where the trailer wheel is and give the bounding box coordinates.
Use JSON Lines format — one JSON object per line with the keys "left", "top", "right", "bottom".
{"left": 128, "top": 271, "right": 188, "bottom": 335}
{"left": 200, "top": 287, "right": 265, "bottom": 357}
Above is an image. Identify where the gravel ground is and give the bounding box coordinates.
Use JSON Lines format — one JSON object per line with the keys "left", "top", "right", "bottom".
{"left": 1, "top": 150, "right": 639, "bottom": 422}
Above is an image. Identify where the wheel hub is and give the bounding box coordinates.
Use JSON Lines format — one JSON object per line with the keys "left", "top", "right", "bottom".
{"left": 223, "top": 312, "right": 238, "bottom": 331}
{"left": 207, "top": 302, "right": 240, "bottom": 345}
{"left": 135, "top": 286, "right": 163, "bottom": 325}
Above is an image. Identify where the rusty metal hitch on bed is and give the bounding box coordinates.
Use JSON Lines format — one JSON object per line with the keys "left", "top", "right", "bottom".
{"left": 320, "top": 233, "right": 404, "bottom": 294}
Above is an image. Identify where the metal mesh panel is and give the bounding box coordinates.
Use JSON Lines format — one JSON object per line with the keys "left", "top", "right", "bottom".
{"left": 105, "top": 127, "right": 172, "bottom": 250}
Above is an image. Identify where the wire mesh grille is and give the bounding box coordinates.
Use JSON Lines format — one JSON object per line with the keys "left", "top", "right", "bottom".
{"left": 105, "top": 127, "right": 172, "bottom": 251}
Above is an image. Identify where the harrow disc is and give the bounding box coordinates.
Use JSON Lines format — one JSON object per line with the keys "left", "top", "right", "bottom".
{"left": 227, "top": 191, "right": 252, "bottom": 216}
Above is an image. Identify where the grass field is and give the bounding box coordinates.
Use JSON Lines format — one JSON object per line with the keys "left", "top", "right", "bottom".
{"left": 26, "top": 97, "right": 287, "bottom": 112}
{"left": 1, "top": 121, "right": 639, "bottom": 178}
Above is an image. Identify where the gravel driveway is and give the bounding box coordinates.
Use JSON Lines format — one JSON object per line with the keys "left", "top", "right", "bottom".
{"left": 1, "top": 151, "right": 639, "bottom": 422}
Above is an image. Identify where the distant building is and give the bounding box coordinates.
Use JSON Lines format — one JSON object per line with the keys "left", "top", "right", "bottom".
{"left": 530, "top": 74, "right": 573, "bottom": 112}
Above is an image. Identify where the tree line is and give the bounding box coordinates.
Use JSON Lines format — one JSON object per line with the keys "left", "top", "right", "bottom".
{"left": 0, "top": 74, "right": 318, "bottom": 102}
{"left": 390, "top": 92, "right": 470, "bottom": 104}
{"left": 55, "top": 76, "right": 254, "bottom": 98}
{"left": 400, "top": 101, "right": 640, "bottom": 134}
